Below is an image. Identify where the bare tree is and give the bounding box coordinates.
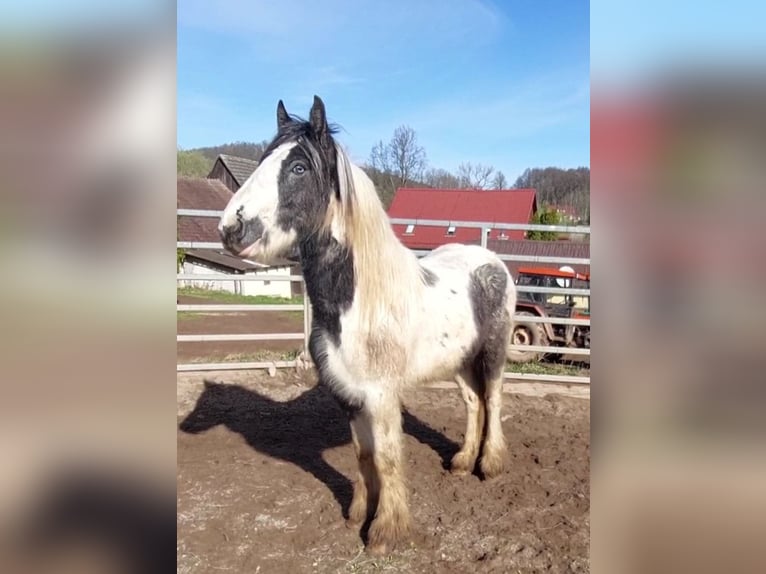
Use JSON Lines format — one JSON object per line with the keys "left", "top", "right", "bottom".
{"left": 457, "top": 162, "right": 495, "bottom": 189}
{"left": 388, "top": 125, "right": 427, "bottom": 187}
{"left": 369, "top": 140, "right": 391, "bottom": 173}
{"left": 491, "top": 170, "right": 508, "bottom": 189}
{"left": 424, "top": 168, "right": 461, "bottom": 188}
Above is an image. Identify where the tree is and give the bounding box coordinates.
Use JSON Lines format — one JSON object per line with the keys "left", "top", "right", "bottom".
{"left": 527, "top": 206, "right": 563, "bottom": 241}
{"left": 514, "top": 166, "right": 590, "bottom": 222}
{"left": 388, "top": 125, "right": 427, "bottom": 187}
{"left": 369, "top": 139, "right": 391, "bottom": 173}
{"left": 491, "top": 170, "right": 508, "bottom": 189}
{"left": 177, "top": 150, "right": 213, "bottom": 177}
{"left": 457, "top": 162, "right": 495, "bottom": 189}
{"left": 423, "top": 168, "right": 461, "bottom": 188}
{"left": 366, "top": 126, "right": 427, "bottom": 206}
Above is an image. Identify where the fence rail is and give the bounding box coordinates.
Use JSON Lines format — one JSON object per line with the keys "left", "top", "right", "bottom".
{"left": 178, "top": 333, "right": 305, "bottom": 342}
{"left": 177, "top": 304, "right": 304, "bottom": 312}
{"left": 178, "top": 273, "right": 303, "bottom": 282}
{"left": 177, "top": 210, "right": 591, "bottom": 384}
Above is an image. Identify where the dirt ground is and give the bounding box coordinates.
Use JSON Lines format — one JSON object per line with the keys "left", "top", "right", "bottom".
{"left": 177, "top": 369, "right": 590, "bottom": 573}
{"left": 177, "top": 295, "right": 305, "bottom": 362}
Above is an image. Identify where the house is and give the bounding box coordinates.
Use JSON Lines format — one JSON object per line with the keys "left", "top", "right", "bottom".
{"left": 177, "top": 176, "right": 300, "bottom": 298}
{"left": 207, "top": 154, "right": 259, "bottom": 193}
{"left": 387, "top": 188, "right": 538, "bottom": 250}
{"left": 551, "top": 204, "right": 580, "bottom": 223}
{"left": 180, "top": 249, "right": 302, "bottom": 299}
{"left": 177, "top": 177, "right": 233, "bottom": 245}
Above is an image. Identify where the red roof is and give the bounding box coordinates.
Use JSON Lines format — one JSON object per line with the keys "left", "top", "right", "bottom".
{"left": 177, "top": 177, "right": 233, "bottom": 243}
{"left": 387, "top": 188, "right": 537, "bottom": 249}
{"left": 488, "top": 239, "right": 590, "bottom": 278}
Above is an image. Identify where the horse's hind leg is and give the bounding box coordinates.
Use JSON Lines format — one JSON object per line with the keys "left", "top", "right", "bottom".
{"left": 451, "top": 369, "right": 486, "bottom": 475}
{"left": 475, "top": 333, "right": 510, "bottom": 478}
{"left": 480, "top": 366, "right": 508, "bottom": 478}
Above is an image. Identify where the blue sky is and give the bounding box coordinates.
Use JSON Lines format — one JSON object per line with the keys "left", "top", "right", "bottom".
{"left": 591, "top": 1, "right": 766, "bottom": 86}
{"left": 177, "top": 0, "right": 589, "bottom": 182}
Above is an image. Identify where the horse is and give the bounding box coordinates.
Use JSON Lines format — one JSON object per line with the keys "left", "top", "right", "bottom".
{"left": 218, "top": 96, "right": 516, "bottom": 555}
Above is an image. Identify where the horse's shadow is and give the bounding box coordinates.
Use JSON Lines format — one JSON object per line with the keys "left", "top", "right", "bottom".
{"left": 179, "top": 379, "right": 460, "bottom": 518}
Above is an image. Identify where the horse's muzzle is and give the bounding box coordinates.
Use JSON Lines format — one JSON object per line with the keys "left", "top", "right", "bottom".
{"left": 219, "top": 215, "right": 264, "bottom": 257}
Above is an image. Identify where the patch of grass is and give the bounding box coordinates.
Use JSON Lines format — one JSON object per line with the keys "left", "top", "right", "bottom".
{"left": 507, "top": 360, "right": 589, "bottom": 377}
{"left": 177, "top": 286, "right": 303, "bottom": 306}
{"left": 177, "top": 311, "right": 205, "bottom": 322}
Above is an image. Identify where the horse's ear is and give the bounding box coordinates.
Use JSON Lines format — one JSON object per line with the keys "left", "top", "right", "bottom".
{"left": 276, "top": 100, "right": 291, "bottom": 129}
{"left": 309, "top": 95, "right": 329, "bottom": 142}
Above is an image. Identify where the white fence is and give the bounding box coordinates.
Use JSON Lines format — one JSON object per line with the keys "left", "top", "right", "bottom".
{"left": 177, "top": 209, "right": 590, "bottom": 385}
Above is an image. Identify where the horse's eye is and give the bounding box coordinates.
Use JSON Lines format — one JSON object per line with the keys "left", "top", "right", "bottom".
{"left": 291, "top": 164, "right": 306, "bottom": 175}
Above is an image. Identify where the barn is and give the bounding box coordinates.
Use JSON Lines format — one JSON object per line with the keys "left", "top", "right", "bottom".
{"left": 486, "top": 238, "right": 591, "bottom": 278}
{"left": 207, "top": 154, "right": 259, "bottom": 193}
{"left": 177, "top": 176, "right": 300, "bottom": 298}
{"left": 387, "top": 187, "right": 538, "bottom": 249}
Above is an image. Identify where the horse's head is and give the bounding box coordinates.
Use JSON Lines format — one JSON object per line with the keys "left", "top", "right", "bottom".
{"left": 219, "top": 96, "right": 341, "bottom": 263}
{"left": 179, "top": 380, "right": 240, "bottom": 434}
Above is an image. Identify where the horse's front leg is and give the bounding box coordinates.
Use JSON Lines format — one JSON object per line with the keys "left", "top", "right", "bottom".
{"left": 365, "top": 392, "right": 411, "bottom": 555}
{"left": 346, "top": 414, "right": 377, "bottom": 529}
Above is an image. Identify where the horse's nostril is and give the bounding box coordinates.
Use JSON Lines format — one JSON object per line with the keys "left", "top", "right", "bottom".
{"left": 221, "top": 215, "right": 244, "bottom": 244}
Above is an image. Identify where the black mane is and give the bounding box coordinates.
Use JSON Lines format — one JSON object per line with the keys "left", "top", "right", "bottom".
{"left": 261, "top": 116, "right": 341, "bottom": 162}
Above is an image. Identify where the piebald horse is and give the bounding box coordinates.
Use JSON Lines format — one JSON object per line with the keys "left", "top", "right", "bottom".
{"left": 219, "top": 96, "right": 515, "bottom": 554}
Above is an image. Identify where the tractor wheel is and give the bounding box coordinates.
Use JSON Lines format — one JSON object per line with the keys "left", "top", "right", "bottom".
{"left": 508, "top": 311, "right": 550, "bottom": 363}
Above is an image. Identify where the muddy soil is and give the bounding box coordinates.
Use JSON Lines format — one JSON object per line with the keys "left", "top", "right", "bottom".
{"left": 177, "top": 295, "right": 304, "bottom": 361}
{"left": 177, "top": 370, "right": 589, "bottom": 573}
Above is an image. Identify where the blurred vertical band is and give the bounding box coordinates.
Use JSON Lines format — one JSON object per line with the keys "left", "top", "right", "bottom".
{"left": 0, "top": 2, "right": 176, "bottom": 573}
{"left": 592, "top": 2, "right": 766, "bottom": 574}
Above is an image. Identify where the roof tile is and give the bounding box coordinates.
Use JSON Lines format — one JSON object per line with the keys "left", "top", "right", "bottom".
{"left": 177, "top": 177, "right": 232, "bottom": 243}
{"left": 217, "top": 154, "right": 259, "bottom": 186}
{"left": 388, "top": 188, "right": 537, "bottom": 249}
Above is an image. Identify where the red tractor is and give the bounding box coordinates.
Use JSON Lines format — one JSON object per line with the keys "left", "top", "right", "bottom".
{"left": 508, "top": 266, "right": 590, "bottom": 363}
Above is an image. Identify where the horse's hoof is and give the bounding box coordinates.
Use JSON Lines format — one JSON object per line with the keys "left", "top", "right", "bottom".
{"left": 366, "top": 514, "right": 409, "bottom": 556}
{"left": 480, "top": 451, "right": 506, "bottom": 479}
{"left": 450, "top": 451, "right": 476, "bottom": 476}
{"left": 367, "top": 541, "right": 389, "bottom": 556}
{"left": 345, "top": 518, "right": 362, "bottom": 530}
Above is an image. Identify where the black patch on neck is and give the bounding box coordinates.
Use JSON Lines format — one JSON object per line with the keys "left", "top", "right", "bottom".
{"left": 300, "top": 232, "right": 355, "bottom": 346}
{"left": 302, "top": 231, "right": 360, "bottom": 418}
{"left": 309, "top": 330, "right": 363, "bottom": 419}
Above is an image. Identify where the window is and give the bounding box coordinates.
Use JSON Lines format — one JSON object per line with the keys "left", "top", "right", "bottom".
{"left": 263, "top": 280, "right": 271, "bottom": 286}
{"left": 405, "top": 224, "right": 415, "bottom": 235}
{"left": 446, "top": 225, "right": 456, "bottom": 236}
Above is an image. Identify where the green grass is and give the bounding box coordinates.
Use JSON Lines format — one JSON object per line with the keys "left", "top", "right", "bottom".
{"left": 176, "top": 311, "right": 204, "bottom": 321}
{"left": 177, "top": 286, "right": 303, "bottom": 305}
{"left": 507, "top": 360, "right": 589, "bottom": 377}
